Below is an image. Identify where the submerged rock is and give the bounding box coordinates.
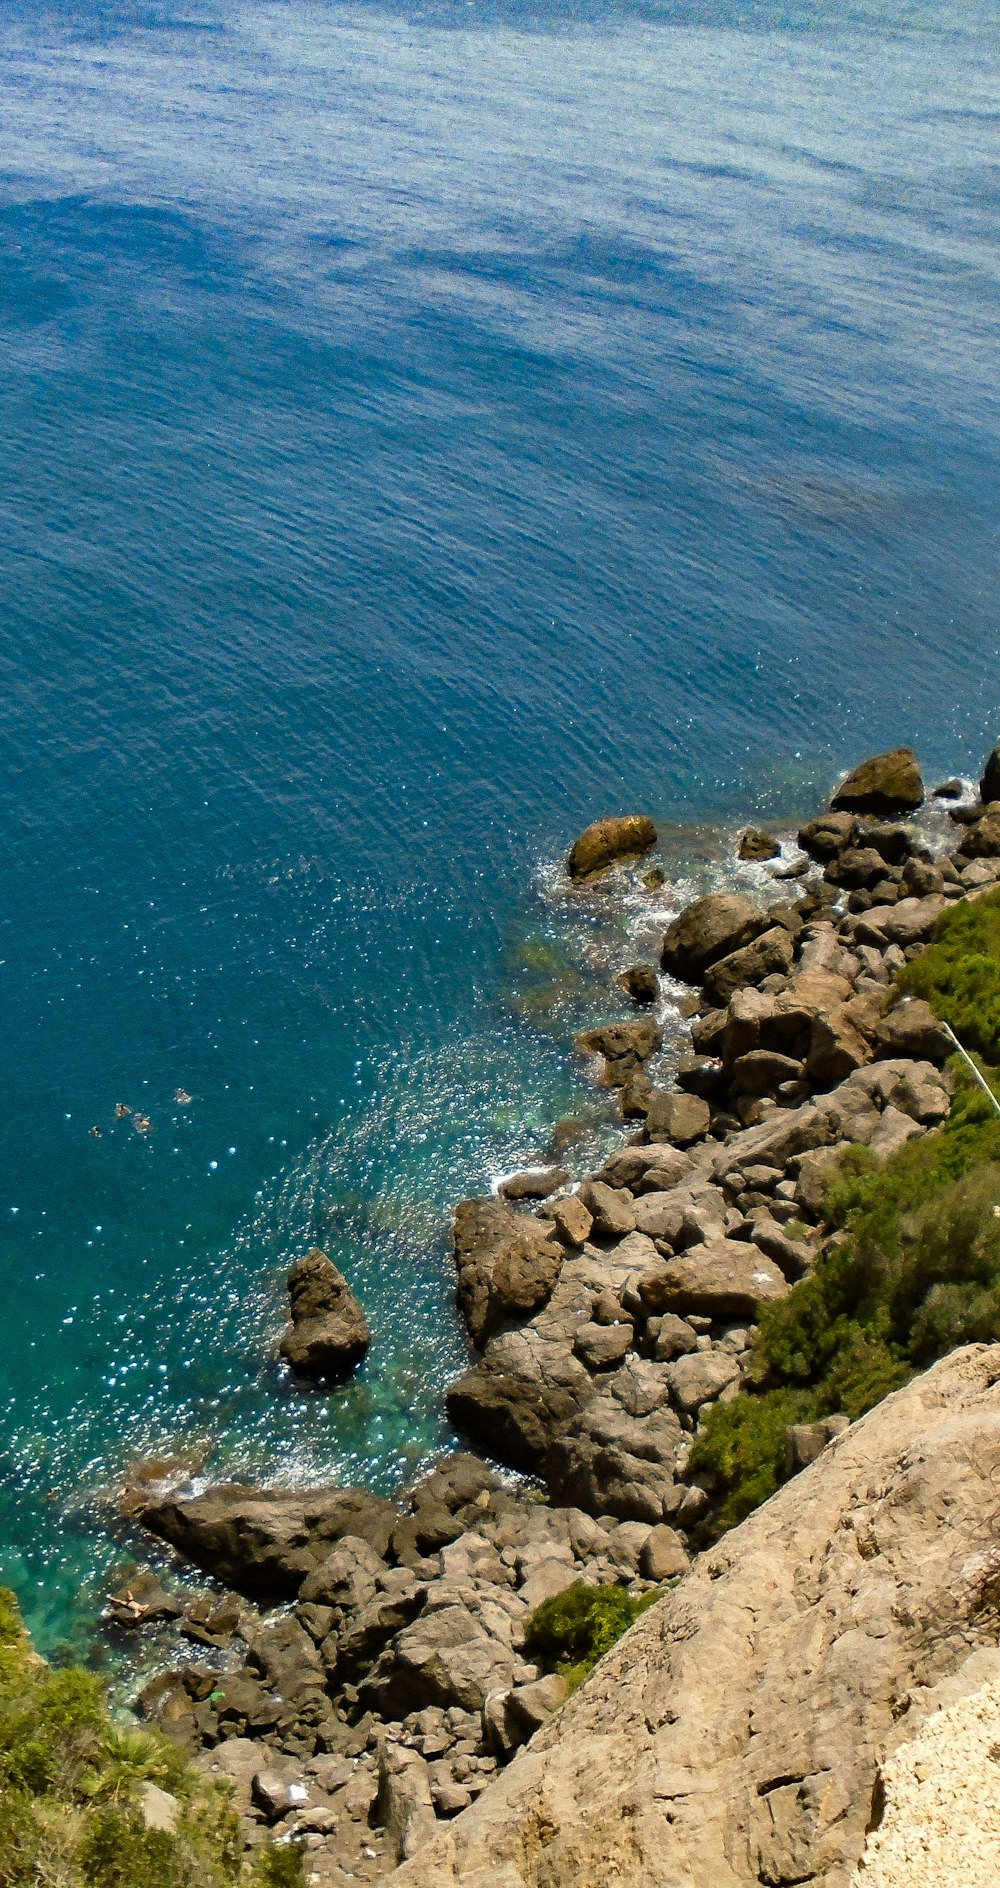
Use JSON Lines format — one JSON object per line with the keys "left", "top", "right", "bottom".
{"left": 566, "top": 814, "right": 657, "bottom": 880}
{"left": 279, "top": 1247, "right": 371, "bottom": 1381}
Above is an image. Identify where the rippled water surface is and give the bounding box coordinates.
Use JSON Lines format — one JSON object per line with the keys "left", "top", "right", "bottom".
{"left": 0, "top": 0, "right": 998, "bottom": 1654}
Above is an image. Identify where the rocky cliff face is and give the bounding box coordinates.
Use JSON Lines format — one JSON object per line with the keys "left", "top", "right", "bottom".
{"left": 388, "top": 1345, "right": 1000, "bottom": 1888}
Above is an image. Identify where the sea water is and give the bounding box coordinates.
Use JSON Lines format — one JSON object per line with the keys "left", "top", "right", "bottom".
{"left": 0, "top": 0, "right": 997, "bottom": 1659}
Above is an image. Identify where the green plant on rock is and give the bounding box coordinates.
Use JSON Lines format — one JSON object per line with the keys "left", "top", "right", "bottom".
{"left": 895, "top": 886, "right": 1000, "bottom": 1064}
{"left": 525, "top": 1581, "right": 659, "bottom": 1690}
{"left": 0, "top": 1585, "right": 303, "bottom": 1888}
{"left": 691, "top": 1030, "right": 1000, "bottom": 1539}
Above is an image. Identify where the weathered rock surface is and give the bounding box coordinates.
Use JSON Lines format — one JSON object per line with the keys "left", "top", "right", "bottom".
{"left": 737, "top": 827, "right": 780, "bottom": 862}
{"left": 831, "top": 746, "right": 924, "bottom": 815}
{"left": 137, "top": 1484, "right": 397, "bottom": 1599}
{"left": 387, "top": 1346, "right": 1000, "bottom": 1888}
{"left": 958, "top": 806, "right": 1000, "bottom": 858}
{"left": 453, "top": 1199, "right": 565, "bottom": 1347}
{"left": 661, "top": 893, "right": 764, "bottom": 983}
{"left": 279, "top": 1248, "right": 371, "bottom": 1380}
{"left": 980, "top": 742, "right": 1000, "bottom": 805}
{"left": 567, "top": 815, "right": 657, "bottom": 880}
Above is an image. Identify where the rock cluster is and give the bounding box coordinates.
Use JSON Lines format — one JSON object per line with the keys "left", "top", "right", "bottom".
{"left": 112, "top": 745, "right": 1000, "bottom": 1884}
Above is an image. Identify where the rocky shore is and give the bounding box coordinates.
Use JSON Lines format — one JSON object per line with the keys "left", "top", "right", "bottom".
{"left": 104, "top": 741, "right": 1000, "bottom": 1886}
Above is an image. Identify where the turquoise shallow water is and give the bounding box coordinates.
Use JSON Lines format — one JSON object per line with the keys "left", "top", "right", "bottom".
{"left": 0, "top": 0, "right": 998, "bottom": 1658}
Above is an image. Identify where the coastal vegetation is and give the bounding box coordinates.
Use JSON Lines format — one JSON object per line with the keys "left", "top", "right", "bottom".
{"left": 524, "top": 1581, "right": 660, "bottom": 1691}
{"left": 690, "top": 891, "right": 1000, "bottom": 1533}
{"left": 0, "top": 1586, "right": 301, "bottom": 1888}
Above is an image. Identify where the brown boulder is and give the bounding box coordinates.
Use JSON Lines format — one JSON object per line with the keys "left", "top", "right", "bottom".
{"left": 797, "top": 811, "right": 857, "bottom": 860}
{"left": 661, "top": 893, "right": 764, "bottom": 983}
{"left": 499, "top": 1167, "right": 569, "bottom": 1201}
{"left": 958, "top": 807, "right": 1000, "bottom": 858}
{"left": 452, "top": 1198, "right": 565, "bottom": 1348}
{"left": 643, "top": 1091, "right": 711, "bottom": 1147}
{"left": 703, "top": 925, "right": 795, "bottom": 1006}
{"left": 831, "top": 746, "right": 924, "bottom": 815}
{"left": 567, "top": 815, "right": 657, "bottom": 881}
{"left": 980, "top": 743, "right": 1000, "bottom": 805}
{"left": 136, "top": 1483, "right": 397, "bottom": 1599}
{"left": 576, "top": 1018, "right": 662, "bottom": 1084}
{"left": 737, "top": 828, "right": 780, "bottom": 862}
{"left": 876, "top": 999, "right": 953, "bottom": 1064}
{"left": 639, "top": 1239, "right": 790, "bottom": 1319}
{"left": 279, "top": 1248, "right": 371, "bottom": 1380}
{"left": 617, "top": 963, "right": 659, "bottom": 1006}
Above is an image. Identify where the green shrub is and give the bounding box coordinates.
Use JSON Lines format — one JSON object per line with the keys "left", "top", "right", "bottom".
{"left": 0, "top": 1587, "right": 299, "bottom": 1888}
{"left": 525, "top": 1581, "right": 659, "bottom": 1689}
{"left": 896, "top": 887, "right": 1000, "bottom": 1064}
{"left": 691, "top": 1055, "right": 1000, "bottom": 1539}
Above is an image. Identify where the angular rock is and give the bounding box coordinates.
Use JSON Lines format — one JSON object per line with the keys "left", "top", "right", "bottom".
{"left": 703, "top": 926, "right": 795, "bottom": 1007}
{"left": 665, "top": 1349, "right": 740, "bottom": 1414}
{"left": 617, "top": 963, "right": 659, "bottom": 1006}
{"left": 831, "top": 747, "right": 924, "bottom": 815}
{"left": 876, "top": 999, "right": 953, "bottom": 1064}
{"left": 576, "top": 1018, "right": 662, "bottom": 1084}
{"left": 980, "top": 743, "right": 1000, "bottom": 805}
{"left": 503, "top": 1674, "right": 569, "bottom": 1745}
{"left": 784, "top": 1413, "right": 850, "bottom": 1475}
{"left": 542, "top": 1193, "right": 593, "bottom": 1249}
{"left": 643, "top": 1091, "right": 711, "bottom": 1148}
{"left": 639, "top": 1523, "right": 690, "bottom": 1581}
{"left": 578, "top": 1180, "right": 636, "bottom": 1239}
{"left": 596, "top": 1146, "right": 692, "bottom": 1192}
{"left": 136, "top": 1483, "right": 397, "bottom": 1599}
{"left": 661, "top": 894, "right": 764, "bottom": 983}
{"left": 362, "top": 1603, "right": 518, "bottom": 1719}
{"left": 279, "top": 1248, "right": 371, "bottom": 1381}
{"left": 567, "top": 815, "right": 657, "bottom": 880}
{"left": 573, "top": 1320, "right": 634, "bottom": 1371}
{"left": 499, "top": 1167, "right": 569, "bottom": 1202}
{"left": 446, "top": 1335, "right": 595, "bottom": 1477}
{"left": 805, "top": 1003, "right": 874, "bottom": 1089}
{"left": 737, "top": 827, "right": 780, "bottom": 862}
{"left": 731, "top": 1050, "right": 805, "bottom": 1097}
{"left": 958, "top": 807, "right": 1000, "bottom": 858}
{"left": 651, "top": 1314, "right": 699, "bottom": 1362}
{"left": 452, "top": 1198, "right": 565, "bottom": 1348}
{"left": 640, "top": 1240, "right": 790, "bottom": 1320}
{"left": 376, "top": 1744, "right": 437, "bottom": 1862}
{"left": 797, "top": 811, "right": 858, "bottom": 860}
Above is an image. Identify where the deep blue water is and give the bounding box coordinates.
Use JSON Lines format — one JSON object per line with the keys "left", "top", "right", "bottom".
{"left": 0, "top": 0, "right": 998, "bottom": 1657}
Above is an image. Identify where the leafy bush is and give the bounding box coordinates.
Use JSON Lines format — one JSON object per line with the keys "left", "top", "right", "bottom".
{"left": 691, "top": 1057, "right": 1000, "bottom": 1537}
{"left": 896, "top": 887, "right": 1000, "bottom": 1063}
{"left": 525, "top": 1582, "right": 659, "bottom": 1689}
{"left": 0, "top": 1588, "right": 303, "bottom": 1888}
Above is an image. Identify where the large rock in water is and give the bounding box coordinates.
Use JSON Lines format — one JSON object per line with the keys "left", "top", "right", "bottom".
{"left": 566, "top": 815, "right": 657, "bottom": 881}
{"left": 980, "top": 742, "right": 1000, "bottom": 805}
{"left": 136, "top": 1483, "right": 397, "bottom": 1599}
{"left": 386, "top": 1346, "right": 1000, "bottom": 1888}
{"left": 452, "top": 1199, "right": 565, "bottom": 1348}
{"left": 660, "top": 893, "right": 764, "bottom": 983}
{"left": 830, "top": 746, "right": 924, "bottom": 815}
{"left": 279, "top": 1247, "right": 370, "bottom": 1379}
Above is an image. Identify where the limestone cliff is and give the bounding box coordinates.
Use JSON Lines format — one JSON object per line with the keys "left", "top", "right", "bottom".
{"left": 389, "top": 1344, "right": 1000, "bottom": 1888}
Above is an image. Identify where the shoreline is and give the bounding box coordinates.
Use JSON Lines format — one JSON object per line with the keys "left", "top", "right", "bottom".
{"left": 94, "top": 743, "right": 1000, "bottom": 1883}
